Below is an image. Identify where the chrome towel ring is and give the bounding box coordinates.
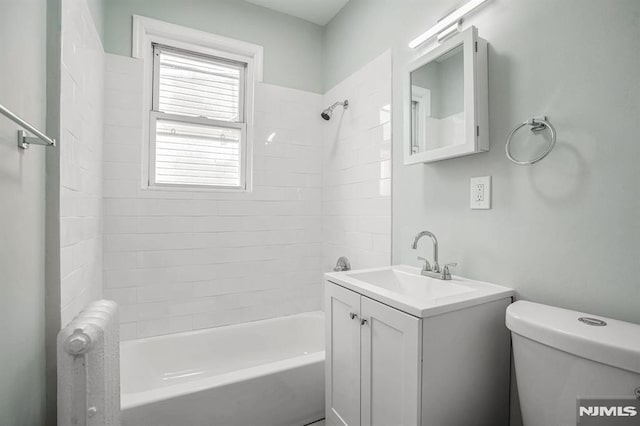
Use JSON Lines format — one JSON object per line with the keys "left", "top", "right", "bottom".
{"left": 505, "top": 116, "right": 556, "bottom": 165}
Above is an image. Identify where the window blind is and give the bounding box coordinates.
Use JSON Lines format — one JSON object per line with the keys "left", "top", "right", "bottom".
{"left": 154, "top": 119, "right": 242, "bottom": 187}
{"left": 156, "top": 46, "right": 243, "bottom": 121}
{"left": 152, "top": 44, "right": 247, "bottom": 188}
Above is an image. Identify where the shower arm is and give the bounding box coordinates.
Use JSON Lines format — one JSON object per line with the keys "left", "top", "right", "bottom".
{"left": 328, "top": 100, "right": 349, "bottom": 111}
{"left": 321, "top": 99, "right": 350, "bottom": 120}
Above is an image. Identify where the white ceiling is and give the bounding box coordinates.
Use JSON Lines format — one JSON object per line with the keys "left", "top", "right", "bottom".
{"left": 243, "top": 0, "right": 350, "bottom": 26}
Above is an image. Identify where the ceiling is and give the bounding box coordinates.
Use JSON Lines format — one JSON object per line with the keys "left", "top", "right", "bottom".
{"left": 243, "top": 0, "right": 350, "bottom": 26}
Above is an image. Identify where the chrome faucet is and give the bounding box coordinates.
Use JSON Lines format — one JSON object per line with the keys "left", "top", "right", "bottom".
{"left": 412, "top": 231, "right": 440, "bottom": 272}
{"left": 412, "top": 231, "right": 456, "bottom": 280}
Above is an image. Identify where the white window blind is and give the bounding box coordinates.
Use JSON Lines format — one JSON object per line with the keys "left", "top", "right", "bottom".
{"left": 150, "top": 44, "right": 247, "bottom": 189}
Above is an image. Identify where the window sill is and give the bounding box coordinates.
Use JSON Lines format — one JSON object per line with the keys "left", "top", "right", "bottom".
{"left": 143, "top": 183, "right": 251, "bottom": 194}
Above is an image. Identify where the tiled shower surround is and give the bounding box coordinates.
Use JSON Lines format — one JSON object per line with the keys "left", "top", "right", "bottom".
{"left": 102, "top": 52, "right": 391, "bottom": 339}
{"left": 59, "top": 0, "right": 105, "bottom": 325}
{"left": 322, "top": 51, "right": 392, "bottom": 272}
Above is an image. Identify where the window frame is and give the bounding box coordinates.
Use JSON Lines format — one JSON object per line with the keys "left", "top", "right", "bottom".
{"left": 132, "top": 15, "right": 263, "bottom": 192}
{"left": 149, "top": 112, "right": 247, "bottom": 191}
{"left": 150, "top": 44, "right": 248, "bottom": 190}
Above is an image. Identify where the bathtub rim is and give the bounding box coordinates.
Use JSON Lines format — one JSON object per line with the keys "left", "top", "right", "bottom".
{"left": 120, "top": 310, "right": 325, "bottom": 410}
{"left": 121, "top": 310, "right": 324, "bottom": 349}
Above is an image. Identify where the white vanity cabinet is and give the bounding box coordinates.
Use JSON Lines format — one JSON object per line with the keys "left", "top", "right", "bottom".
{"left": 324, "top": 275, "right": 512, "bottom": 426}
{"left": 325, "top": 283, "right": 421, "bottom": 426}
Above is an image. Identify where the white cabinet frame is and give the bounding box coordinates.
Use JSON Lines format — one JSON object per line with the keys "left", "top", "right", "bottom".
{"left": 403, "top": 26, "right": 488, "bottom": 164}
{"left": 360, "top": 297, "right": 422, "bottom": 426}
{"left": 325, "top": 282, "right": 422, "bottom": 426}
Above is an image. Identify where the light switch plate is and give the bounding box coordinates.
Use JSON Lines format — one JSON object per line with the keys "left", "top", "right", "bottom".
{"left": 470, "top": 176, "right": 491, "bottom": 209}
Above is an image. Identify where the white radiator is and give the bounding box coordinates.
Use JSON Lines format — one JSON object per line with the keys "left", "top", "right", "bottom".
{"left": 58, "top": 300, "right": 121, "bottom": 426}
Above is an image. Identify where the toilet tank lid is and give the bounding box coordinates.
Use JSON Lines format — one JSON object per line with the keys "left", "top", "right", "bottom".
{"left": 506, "top": 301, "right": 640, "bottom": 374}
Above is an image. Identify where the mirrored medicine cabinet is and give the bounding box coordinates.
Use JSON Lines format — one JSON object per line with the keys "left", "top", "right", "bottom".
{"left": 404, "top": 26, "right": 489, "bottom": 165}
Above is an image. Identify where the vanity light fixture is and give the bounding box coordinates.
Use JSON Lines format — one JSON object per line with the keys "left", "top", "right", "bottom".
{"left": 436, "top": 20, "right": 463, "bottom": 42}
{"left": 408, "top": 0, "right": 489, "bottom": 48}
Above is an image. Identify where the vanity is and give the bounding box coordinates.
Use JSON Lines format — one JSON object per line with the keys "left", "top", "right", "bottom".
{"left": 324, "top": 265, "right": 514, "bottom": 426}
{"left": 324, "top": 14, "right": 511, "bottom": 426}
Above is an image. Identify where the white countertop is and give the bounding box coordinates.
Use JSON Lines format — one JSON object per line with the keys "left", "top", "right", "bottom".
{"left": 325, "top": 265, "right": 514, "bottom": 318}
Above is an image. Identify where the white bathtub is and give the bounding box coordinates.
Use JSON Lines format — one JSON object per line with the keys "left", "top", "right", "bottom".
{"left": 120, "top": 311, "right": 325, "bottom": 426}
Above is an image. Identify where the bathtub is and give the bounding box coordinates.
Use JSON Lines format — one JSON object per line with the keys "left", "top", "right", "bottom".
{"left": 120, "top": 311, "right": 325, "bottom": 426}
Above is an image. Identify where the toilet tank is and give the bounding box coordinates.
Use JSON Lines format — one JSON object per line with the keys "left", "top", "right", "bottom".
{"left": 506, "top": 301, "right": 640, "bottom": 426}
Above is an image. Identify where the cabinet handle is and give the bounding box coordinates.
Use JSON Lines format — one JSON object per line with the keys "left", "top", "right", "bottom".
{"left": 360, "top": 318, "right": 368, "bottom": 326}
{"left": 349, "top": 312, "right": 358, "bottom": 320}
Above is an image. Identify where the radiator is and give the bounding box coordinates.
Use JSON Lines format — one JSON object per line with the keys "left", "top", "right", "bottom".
{"left": 58, "top": 300, "right": 120, "bottom": 426}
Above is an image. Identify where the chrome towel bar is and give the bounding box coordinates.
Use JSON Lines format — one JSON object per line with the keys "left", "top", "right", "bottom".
{"left": 0, "top": 103, "right": 56, "bottom": 149}
{"left": 505, "top": 115, "right": 556, "bottom": 165}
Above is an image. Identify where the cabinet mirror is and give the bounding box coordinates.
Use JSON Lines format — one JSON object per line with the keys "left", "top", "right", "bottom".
{"left": 404, "top": 26, "right": 488, "bottom": 164}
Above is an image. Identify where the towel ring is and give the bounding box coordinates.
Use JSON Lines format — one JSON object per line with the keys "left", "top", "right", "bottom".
{"left": 505, "top": 116, "right": 556, "bottom": 165}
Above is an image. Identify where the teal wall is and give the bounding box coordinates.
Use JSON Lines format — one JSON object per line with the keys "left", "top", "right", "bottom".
{"left": 45, "top": 0, "right": 62, "bottom": 423}
{"left": 104, "top": 0, "right": 325, "bottom": 93}
{"left": 86, "top": 0, "right": 105, "bottom": 42}
{"left": 326, "top": 0, "right": 640, "bottom": 324}
{"left": 0, "top": 0, "right": 48, "bottom": 425}
{"left": 326, "top": 3, "right": 639, "bottom": 424}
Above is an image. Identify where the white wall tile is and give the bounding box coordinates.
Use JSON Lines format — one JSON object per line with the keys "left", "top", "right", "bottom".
{"left": 321, "top": 51, "right": 393, "bottom": 272}
{"left": 59, "top": 0, "right": 105, "bottom": 326}
{"left": 98, "top": 51, "right": 393, "bottom": 340}
{"left": 103, "top": 58, "right": 324, "bottom": 339}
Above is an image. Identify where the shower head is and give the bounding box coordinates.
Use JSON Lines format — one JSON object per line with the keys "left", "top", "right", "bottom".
{"left": 321, "top": 99, "right": 349, "bottom": 121}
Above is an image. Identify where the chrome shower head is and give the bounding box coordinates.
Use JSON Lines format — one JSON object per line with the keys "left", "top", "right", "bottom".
{"left": 321, "top": 99, "right": 349, "bottom": 121}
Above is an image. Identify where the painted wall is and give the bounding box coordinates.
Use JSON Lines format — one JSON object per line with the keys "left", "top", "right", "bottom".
{"left": 86, "top": 0, "right": 105, "bottom": 42}
{"left": 327, "top": 0, "right": 640, "bottom": 322}
{"left": 0, "top": 0, "right": 47, "bottom": 424}
{"left": 45, "top": 0, "right": 62, "bottom": 421}
{"left": 104, "top": 0, "right": 325, "bottom": 93}
{"left": 59, "top": 0, "right": 105, "bottom": 326}
{"left": 102, "top": 54, "right": 323, "bottom": 339}
{"left": 321, "top": 51, "right": 392, "bottom": 272}
{"left": 327, "top": 3, "right": 639, "bottom": 423}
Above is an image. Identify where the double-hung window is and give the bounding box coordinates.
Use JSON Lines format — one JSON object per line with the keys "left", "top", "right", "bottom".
{"left": 149, "top": 44, "right": 248, "bottom": 190}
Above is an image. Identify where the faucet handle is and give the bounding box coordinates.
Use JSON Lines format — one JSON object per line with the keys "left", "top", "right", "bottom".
{"left": 442, "top": 263, "right": 457, "bottom": 280}
{"left": 417, "top": 256, "right": 432, "bottom": 271}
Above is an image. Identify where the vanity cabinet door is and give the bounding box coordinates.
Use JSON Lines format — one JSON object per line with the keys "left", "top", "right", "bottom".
{"left": 360, "top": 297, "right": 422, "bottom": 426}
{"left": 325, "top": 282, "right": 362, "bottom": 426}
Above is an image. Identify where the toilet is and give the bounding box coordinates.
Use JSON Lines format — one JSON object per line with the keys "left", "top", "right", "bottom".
{"left": 506, "top": 301, "right": 640, "bottom": 426}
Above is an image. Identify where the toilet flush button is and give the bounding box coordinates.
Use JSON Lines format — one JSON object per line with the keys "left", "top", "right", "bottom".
{"left": 578, "top": 317, "right": 607, "bottom": 326}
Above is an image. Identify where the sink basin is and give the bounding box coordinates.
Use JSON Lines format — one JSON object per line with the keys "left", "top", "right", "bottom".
{"left": 347, "top": 268, "right": 473, "bottom": 299}
{"left": 325, "top": 265, "right": 514, "bottom": 318}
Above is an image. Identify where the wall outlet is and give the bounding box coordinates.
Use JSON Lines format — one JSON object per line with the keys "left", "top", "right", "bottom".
{"left": 470, "top": 176, "right": 491, "bottom": 209}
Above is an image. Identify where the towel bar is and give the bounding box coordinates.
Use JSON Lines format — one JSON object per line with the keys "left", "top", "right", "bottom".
{"left": 505, "top": 115, "right": 556, "bottom": 165}
{"left": 0, "top": 103, "right": 56, "bottom": 149}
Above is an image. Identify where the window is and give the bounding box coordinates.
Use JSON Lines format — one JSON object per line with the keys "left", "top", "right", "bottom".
{"left": 150, "top": 45, "right": 247, "bottom": 189}
{"left": 133, "top": 16, "right": 262, "bottom": 191}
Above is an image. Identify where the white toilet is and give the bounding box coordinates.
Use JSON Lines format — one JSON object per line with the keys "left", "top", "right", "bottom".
{"left": 506, "top": 301, "right": 640, "bottom": 426}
